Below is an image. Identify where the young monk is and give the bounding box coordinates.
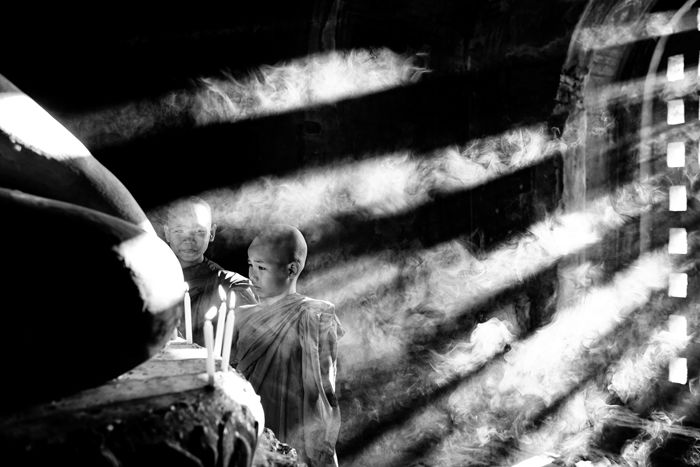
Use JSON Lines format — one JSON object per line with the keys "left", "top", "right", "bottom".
{"left": 163, "top": 196, "right": 257, "bottom": 346}
{"left": 231, "top": 224, "right": 343, "bottom": 467}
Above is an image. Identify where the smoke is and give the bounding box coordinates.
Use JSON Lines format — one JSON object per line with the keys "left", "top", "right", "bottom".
{"left": 193, "top": 48, "right": 426, "bottom": 125}
{"left": 332, "top": 164, "right": 692, "bottom": 466}
{"left": 63, "top": 48, "right": 425, "bottom": 149}
{"left": 84, "top": 39, "right": 700, "bottom": 466}
{"left": 584, "top": 67, "right": 700, "bottom": 111}
{"left": 607, "top": 312, "right": 692, "bottom": 409}
{"left": 576, "top": 10, "right": 693, "bottom": 51}
{"left": 342, "top": 247, "right": 678, "bottom": 467}
{"left": 177, "top": 123, "right": 566, "bottom": 251}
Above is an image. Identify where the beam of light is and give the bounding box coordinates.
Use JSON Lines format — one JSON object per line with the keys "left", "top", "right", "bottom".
{"left": 603, "top": 308, "right": 700, "bottom": 465}
{"left": 193, "top": 48, "right": 427, "bottom": 125}
{"left": 504, "top": 383, "right": 613, "bottom": 466}
{"left": 576, "top": 9, "right": 698, "bottom": 51}
{"left": 509, "top": 302, "right": 698, "bottom": 466}
{"left": 638, "top": 0, "right": 698, "bottom": 257}
{"left": 608, "top": 311, "right": 692, "bottom": 405}
{"left": 511, "top": 454, "right": 559, "bottom": 467}
{"left": 350, "top": 250, "right": 676, "bottom": 467}
{"left": 115, "top": 231, "right": 185, "bottom": 313}
{"left": 0, "top": 92, "right": 91, "bottom": 160}
{"left": 336, "top": 178, "right": 674, "bottom": 465}
{"left": 582, "top": 66, "right": 700, "bottom": 111}
{"left": 422, "top": 177, "right": 665, "bottom": 338}
{"left": 456, "top": 249, "right": 671, "bottom": 404}
{"left": 62, "top": 48, "right": 425, "bottom": 149}
{"left": 572, "top": 115, "right": 700, "bottom": 164}
{"left": 176, "top": 123, "right": 565, "bottom": 242}
{"left": 301, "top": 173, "right": 666, "bottom": 382}
{"left": 303, "top": 253, "right": 405, "bottom": 372}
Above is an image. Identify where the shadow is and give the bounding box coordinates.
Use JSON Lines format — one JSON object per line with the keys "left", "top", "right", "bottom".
{"left": 594, "top": 272, "right": 700, "bottom": 460}
{"left": 344, "top": 190, "right": 700, "bottom": 382}
{"left": 337, "top": 347, "right": 511, "bottom": 461}
{"left": 210, "top": 151, "right": 561, "bottom": 275}
{"left": 381, "top": 270, "right": 700, "bottom": 467}
{"left": 337, "top": 193, "right": 700, "bottom": 462}
{"left": 0, "top": 2, "right": 320, "bottom": 112}
{"left": 95, "top": 72, "right": 474, "bottom": 209}
{"left": 580, "top": 194, "right": 700, "bottom": 281}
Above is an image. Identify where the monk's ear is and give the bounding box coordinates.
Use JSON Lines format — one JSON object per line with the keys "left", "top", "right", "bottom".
{"left": 288, "top": 261, "right": 299, "bottom": 277}
{"left": 163, "top": 224, "right": 171, "bottom": 243}
{"left": 209, "top": 223, "right": 217, "bottom": 241}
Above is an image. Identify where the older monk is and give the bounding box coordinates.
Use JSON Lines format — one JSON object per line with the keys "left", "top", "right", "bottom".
{"left": 231, "top": 224, "right": 343, "bottom": 467}
{"left": 164, "top": 196, "right": 256, "bottom": 346}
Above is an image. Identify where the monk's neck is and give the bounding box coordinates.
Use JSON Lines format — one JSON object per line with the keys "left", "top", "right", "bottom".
{"left": 259, "top": 284, "right": 297, "bottom": 307}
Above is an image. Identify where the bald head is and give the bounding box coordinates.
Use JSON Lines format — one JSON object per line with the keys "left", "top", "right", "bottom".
{"left": 247, "top": 224, "right": 307, "bottom": 301}
{"left": 164, "top": 197, "right": 215, "bottom": 268}
{"left": 165, "top": 196, "right": 212, "bottom": 227}
{"left": 250, "top": 224, "right": 307, "bottom": 271}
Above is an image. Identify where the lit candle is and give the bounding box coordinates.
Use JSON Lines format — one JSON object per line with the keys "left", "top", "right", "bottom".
{"left": 221, "top": 292, "right": 237, "bottom": 371}
{"left": 184, "top": 282, "right": 193, "bottom": 344}
{"left": 204, "top": 306, "right": 217, "bottom": 385}
{"left": 214, "top": 285, "right": 227, "bottom": 356}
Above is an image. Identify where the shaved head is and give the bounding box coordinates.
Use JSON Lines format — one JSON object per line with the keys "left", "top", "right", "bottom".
{"left": 165, "top": 196, "right": 212, "bottom": 227}
{"left": 250, "top": 224, "right": 307, "bottom": 271}
{"left": 247, "top": 224, "right": 307, "bottom": 301}
{"left": 164, "top": 196, "right": 215, "bottom": 268}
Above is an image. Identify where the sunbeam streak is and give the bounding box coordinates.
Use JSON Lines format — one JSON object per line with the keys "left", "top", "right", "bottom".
{"left": 350, "top": 249, "right": 677, "bottom": 467}
{"left": 63, "top": 48, "right": 425, "bottom": 150}
{"left": 187, "top": 124, "right": 565, "bottom": 241}
{"left": 577, "top": 8, "right": 698, "bottom": 51}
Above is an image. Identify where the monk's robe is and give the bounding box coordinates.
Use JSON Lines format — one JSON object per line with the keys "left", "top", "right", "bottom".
{"left": 177, "top": 257, "right": 257, "bottom": 347}
{"left": 231, "top": 293, "right": 343, "bottom": 467}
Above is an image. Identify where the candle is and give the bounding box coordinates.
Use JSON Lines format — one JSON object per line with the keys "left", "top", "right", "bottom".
{"left": 221, "top": 293, "right": 236, "bottom": 371}
{"left": 184, "top": 282, "right": 193, "bottom": 344}
{"left": 214, "top": 285, "right": 227, "bottom": 356}
{"left": 204, "top": 306, "right": 217, "bottom": 385}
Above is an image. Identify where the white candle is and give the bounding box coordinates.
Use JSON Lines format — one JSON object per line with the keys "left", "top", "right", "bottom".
{"left": 184, "top": 283, "right": 193, "bottom": 344}
{"left": 221, "top": 307, "right": 236, "bottom": 372}
{"left": 204, "top": 306, "right": 217, "bottom": 385}
{"left": 214, "top": 301, "right": 226, "bottom": 357}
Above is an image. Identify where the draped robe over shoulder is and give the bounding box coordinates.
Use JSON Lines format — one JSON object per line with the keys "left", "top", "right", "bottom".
{"left": 231, "top": 293, "right": 342, "bottom": 467}
{"left": 177, "top": 257, "right": 257, "bottom": 347}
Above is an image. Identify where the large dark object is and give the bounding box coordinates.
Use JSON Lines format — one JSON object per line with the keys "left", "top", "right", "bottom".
{"left": 0, "top": 188, "right": 183, "bottom": 409}
{"left": 0, "top": 74, "right": 184, "bottom": 409}
{"left": 0, "top": 74, "right": 152, "bottom": 230}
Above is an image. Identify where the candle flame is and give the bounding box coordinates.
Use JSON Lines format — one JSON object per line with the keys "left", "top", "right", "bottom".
{"left": 184, "top": 281, "right": 189, "bottom": 293}
{"left": 218, "top": 284, "right": 226, "bottom": 301}
{"left": 205, "top": 306, "right": 218, "bottom": 321}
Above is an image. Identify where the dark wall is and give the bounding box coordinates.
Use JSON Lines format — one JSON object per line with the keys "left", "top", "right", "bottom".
{"left": 2, "top": 2, "right": 591, "bottom": 465}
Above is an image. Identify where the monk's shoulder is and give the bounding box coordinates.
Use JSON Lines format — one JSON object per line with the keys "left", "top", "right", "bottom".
{"left": 298, "top": 297, "right": 344, "bottom": 338}
{"left": 299, "top": 296, "right": 335, "bottom": 313}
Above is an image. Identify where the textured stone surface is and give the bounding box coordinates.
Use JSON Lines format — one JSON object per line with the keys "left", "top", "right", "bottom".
{"left": 0, "top": 341, "right": 262, "bottom": 467}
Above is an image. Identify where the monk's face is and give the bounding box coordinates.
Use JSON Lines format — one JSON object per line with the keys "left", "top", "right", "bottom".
{"left": 247, "top": 240, "right": 291, "bottom": 299}
{"left": 164, "top": 203, "right": 214, "bottom": 267}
